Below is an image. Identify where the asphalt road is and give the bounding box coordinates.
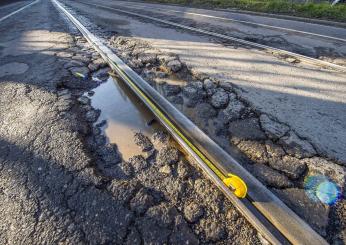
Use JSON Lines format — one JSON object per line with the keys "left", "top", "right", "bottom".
{"left": 0, "top": 0, "right": 345, "bottom": 243}
{"left": 105, "top": 0, "right": 346, "bottom": 65}
{"left": 56, "top": 1, "right": 345, "bottom": 242}
{"left": 122, "top": 0, "right": 346, "bottom": 40}
{"left": 0, "top": 0, "right": 259, "bottom": 244}
{"left": 63, "top": 0, "right": 346, "bottom": 166}
{"left": 0, "top": 0, "right": 30, "bottom": 18}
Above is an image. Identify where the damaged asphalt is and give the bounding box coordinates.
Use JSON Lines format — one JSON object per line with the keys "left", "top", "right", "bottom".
{"left": 0, "top": 0, "right": 345, "bottom": 244}
{"left": 0, "top": 1, "right": 261, "bottom": 244}
{"left": 50, "top": 1, "right": 345, "bottom": 241}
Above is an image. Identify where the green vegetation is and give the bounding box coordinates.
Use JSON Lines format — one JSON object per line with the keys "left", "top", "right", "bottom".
{"left": 144, "top": 0, "right": 346, "bottom": 22}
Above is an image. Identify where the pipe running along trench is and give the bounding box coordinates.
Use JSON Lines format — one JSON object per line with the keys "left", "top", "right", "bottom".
{"left": 52, "top": 0, "right": 328, "bottom": 244}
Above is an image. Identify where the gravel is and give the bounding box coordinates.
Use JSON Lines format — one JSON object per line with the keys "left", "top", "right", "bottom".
{"left": 130, "top": 188, "right": 155, "bottom": 215}
{"left": 184, "top": 202, "right": 204, "bottom": 223}
{"left": 201, "top": 219, "right": 226, "bottom": 242}
{"left": 128, "top": 155, "right": 150, "bottom": 172}
{"left": 156, "top": 146, "right": 180, "bottom": 166}
{"left": 210, "top": 89, "right": 229, "bottom": 109}
{"left": 166, "top": 59, "right": 182, "bottom": 72}
{"left": 52, "top": 2, "right": 345, "bottom": 242}
{"left": 151, "top": 131, "right": 170, "bottom": 150}
{"left": 134, "top": 132, "right": 153, "bottom": 152}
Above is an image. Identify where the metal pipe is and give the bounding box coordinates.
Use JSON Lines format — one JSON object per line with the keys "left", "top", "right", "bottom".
{"left": 52, "top": 1, "right": 329, "bottom": 244}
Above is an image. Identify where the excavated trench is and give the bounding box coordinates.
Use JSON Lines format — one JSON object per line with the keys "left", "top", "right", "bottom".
{"left": 56, "top": 1, "right": 346, "bottom": 243}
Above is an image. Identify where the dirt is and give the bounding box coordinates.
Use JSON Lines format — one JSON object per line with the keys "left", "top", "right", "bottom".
{"left": 0, "top": 0, "right": 262, "bottom": 244}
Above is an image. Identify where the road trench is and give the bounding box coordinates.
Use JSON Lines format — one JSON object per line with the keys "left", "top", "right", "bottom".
{"left": 52, "top": 0, "right": 344, "bottom": 244}
{"left": 3, "top": 0, "right": 340, "bottom": 243}
{"left": 0, "top": 0, "right": 344, "bottom": 243}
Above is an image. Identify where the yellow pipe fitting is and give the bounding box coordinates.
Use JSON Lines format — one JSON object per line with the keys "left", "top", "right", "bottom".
{"left": 223, "top": 174, "right": 248, "bottom": 198}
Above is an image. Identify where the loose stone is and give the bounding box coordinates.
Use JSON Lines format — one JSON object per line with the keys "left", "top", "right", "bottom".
{"left": 157, "top": 147, "right": 180, "bottom": 166}
{"left": 210, "top": 90, "right": 229, "bottom": 109}
{"left": 184, "top": 202, "right": 204, "bottom": 223}
{"left": 134, "top": 132, "right": 153, "bottom": 152}
{"left": 151, "top": 131, "right": 170, "bottom": 150}
{"left": 163, "top": 84, "right": 181, "bottom": 97}
{"left": 219, "top": 97, "right": 245, "bottom": 122}
{"left": 166, "top": 59, "right": 182, "bottom": 72}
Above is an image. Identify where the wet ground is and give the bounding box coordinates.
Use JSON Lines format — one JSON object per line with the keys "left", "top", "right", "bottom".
{"left": 90, "top": 75, "right": 161, "bottom": 160}
{"left": 57, "top": 0, "right": 345, "bottom": 243}
{"left": 0, "top": 0, "right": 263, "bottom": 244}
{"left": 63, "top": 0, "right": 346, "bottom": 167}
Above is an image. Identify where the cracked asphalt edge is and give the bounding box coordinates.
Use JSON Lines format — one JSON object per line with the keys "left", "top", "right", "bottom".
{"left": 56, "top": 1, "right": 345, "bottom": 243}
{"left": 0, "top": 1, "right": 264, "bottom": 244}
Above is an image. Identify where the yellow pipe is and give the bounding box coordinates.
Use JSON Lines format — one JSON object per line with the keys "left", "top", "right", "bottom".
{"left": 112, "top": 67, "right": 248, "bottom": 198}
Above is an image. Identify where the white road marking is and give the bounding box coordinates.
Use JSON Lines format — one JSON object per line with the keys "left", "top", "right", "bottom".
{"left": 0, "top": 0, "right": 40, "bottom": 23}
{"left": 79, "top": 1, "right": 346, "bottom": 72}
{"left": 113, "top": 1, "right": 346, "bottom": 42}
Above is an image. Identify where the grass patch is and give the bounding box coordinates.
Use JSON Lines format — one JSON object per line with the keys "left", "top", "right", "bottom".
{"left": 143, "top": 0, "right": 346, "bottom": 22}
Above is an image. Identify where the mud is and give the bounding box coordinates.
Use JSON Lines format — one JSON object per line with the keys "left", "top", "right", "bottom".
{"left": 103, "top": 33, "right": 344, "bottom": 242}
{"left": 0, "top": 0, "right": 263, "bottom": 244}
{"left": 59, "top": 0, "right": 346, "bottom": 242}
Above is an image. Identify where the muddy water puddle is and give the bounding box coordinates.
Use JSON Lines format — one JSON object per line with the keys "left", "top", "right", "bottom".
{"left": 89, "top": 75, "right": 162, "bottom": 160}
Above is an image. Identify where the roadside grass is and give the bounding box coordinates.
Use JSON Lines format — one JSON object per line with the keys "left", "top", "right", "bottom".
{"left": 143, "top": 0, "right": 346, "bottom": 22}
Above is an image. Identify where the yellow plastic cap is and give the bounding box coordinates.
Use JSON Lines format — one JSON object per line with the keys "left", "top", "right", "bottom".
{"left": 223, "top": 174, "right": 247, "bottom": 198}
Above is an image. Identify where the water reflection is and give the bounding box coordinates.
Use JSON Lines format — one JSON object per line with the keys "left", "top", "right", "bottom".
{"left": 89, "top": 75, "right": 161, "bottom": 160}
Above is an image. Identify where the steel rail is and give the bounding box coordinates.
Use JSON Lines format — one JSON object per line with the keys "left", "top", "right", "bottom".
{"left": 53, "top": 0, "right": 329, "bottom": 244}
{"left": 0, "top": 0, "right": 40, "bottom": 23}
{"left": 79, "top": 1, "right": 346, "bottom": 73}
{"left": 108, "top": 1, "right": 346, "bottom": 43}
